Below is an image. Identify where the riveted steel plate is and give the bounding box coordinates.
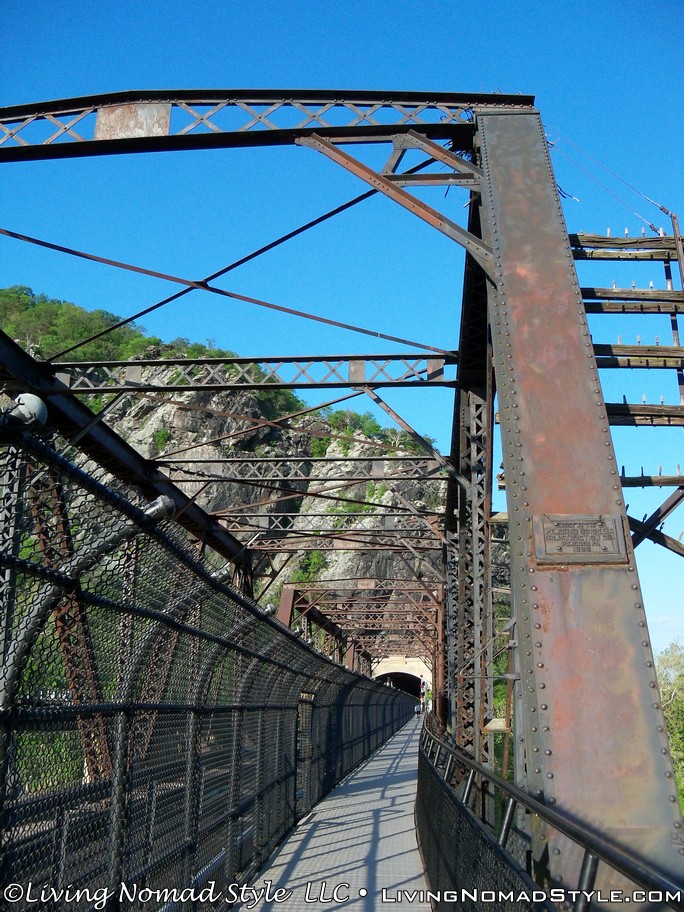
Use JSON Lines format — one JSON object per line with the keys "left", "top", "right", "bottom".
{"left": 532, "top": 514, "right": 628, "bottom": 564}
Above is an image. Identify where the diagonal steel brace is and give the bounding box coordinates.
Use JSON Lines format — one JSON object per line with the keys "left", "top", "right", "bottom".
{"left": 297, "top": 133, "right": 494, "bottom": 277}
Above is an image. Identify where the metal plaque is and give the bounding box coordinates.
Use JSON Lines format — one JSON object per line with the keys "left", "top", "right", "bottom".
{"left": 532, "top": 514, "right": 628, "bottom": 564}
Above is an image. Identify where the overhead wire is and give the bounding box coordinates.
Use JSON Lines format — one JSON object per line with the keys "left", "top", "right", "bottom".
{"left": 546, "top": 127, "right": 675, "bottom": 235}
{"left": 201, "top": 475, "right": 433, "bottom": 516}
{"left": 47, "top": 191, "right": 380, "bottom": 358}
{"left": 548, "top": 127, "right": 674, "bottom": 217}
{"left": 0, "top": 224, "right": 452, "bottom": 358}
{"left": 1, "top": 157, "right": 438, "bottom": 360}
{"left": 549, "top": 145, "right": 661, "bottom": 234}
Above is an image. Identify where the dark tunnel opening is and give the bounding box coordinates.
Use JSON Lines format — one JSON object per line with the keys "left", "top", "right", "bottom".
{"left": 376, "top": 672, "right": 421, "bottom": 699}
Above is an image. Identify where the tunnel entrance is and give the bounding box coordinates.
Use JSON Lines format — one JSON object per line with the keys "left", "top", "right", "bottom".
{"left": 376, "top": 672, "right": 421, "bottom": 698}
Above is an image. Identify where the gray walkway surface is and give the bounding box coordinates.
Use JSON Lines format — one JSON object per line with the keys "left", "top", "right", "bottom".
{"left": 237, "top": 716, "right": 431, "bottom": 911}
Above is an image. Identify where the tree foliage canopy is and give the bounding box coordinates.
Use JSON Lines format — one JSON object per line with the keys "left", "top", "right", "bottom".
{"left": 656, "top": 640, "right": 684, "bottom": 812}
{"left": 0, "top": 286, "right": 236, "bottom": 363}
{"left": 0, "top": 286, "right": 437, "bottom": 448}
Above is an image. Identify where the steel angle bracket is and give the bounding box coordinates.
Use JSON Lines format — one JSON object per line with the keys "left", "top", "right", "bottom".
{"left": 393, "top": 129, "right": 485, "bottom": 180}
{"left": 296, "top": 134, "right": 494, "bottom": 277}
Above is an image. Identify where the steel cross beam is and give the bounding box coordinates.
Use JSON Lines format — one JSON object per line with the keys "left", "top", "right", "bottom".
{"left": 606, "top": 402, "right": 684, "bottom": 426}
{"left": 631, "top": 486, "right": 684, "bottom": 548}
{"left": 0, "top": 89, "right": 534, "bottom": 162}
{"left": 594, "top": 344, "right": 684, "bottom": 370}
{"left": 582, "top": 286, "right": 684, "bottom": 313}
{"left": 160, "top": 455, "right": 446, "bottom": 484}
{"left": 294, "top": 578, "right": 444, "bottom": 599}
{"left": 496, "top": 402, "right": 684, "bottom": 427}
{"left": 248, "top": 537, "right": 440, "bottom": 553}
{"left": 297, "top": 606, "right": 440, "bottom": 621}
{"left": 628, "top": 517, "right": 684, "bottom": 557}
{"left": 10, "top": 345, "right": 683, "bottom": 396}
{"left": 305, "top": 600, "right": 438, "bottom": 614}
{"left": 220, "top": 518, "right": 441, "bottom": 540}
{"left": 300, "top": 586, "right": 440, "bottom": 609}
{"left": 44, "top": 353, "right": 457, "bottom": 394}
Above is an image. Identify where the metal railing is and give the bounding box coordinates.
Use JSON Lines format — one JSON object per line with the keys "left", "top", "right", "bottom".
{"left": 417, "top": 719, "right": 684, "bottom": 911}
{"left": 0, "top": 429, "right": 415, "bottom": 910}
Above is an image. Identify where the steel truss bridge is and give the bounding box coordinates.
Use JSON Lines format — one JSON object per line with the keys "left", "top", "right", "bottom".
{"left": 0, "top": 90, "right": 683, "bottom": 908}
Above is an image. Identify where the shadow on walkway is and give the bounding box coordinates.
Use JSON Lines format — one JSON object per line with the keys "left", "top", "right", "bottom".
{"left": 238, "top": 717, "right": 430, "bottom": 911}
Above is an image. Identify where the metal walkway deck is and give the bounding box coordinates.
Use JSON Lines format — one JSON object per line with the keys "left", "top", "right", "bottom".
{"left": 239, "top": 716, "right": 430, "bottom": 911}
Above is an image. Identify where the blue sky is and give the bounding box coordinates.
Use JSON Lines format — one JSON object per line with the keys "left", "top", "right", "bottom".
{"left": 1, "top": 0, "right": 683, "bottom": 652}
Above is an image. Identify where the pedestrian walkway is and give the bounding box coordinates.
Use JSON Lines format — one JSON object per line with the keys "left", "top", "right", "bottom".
{"left": 239, "top": 716, "right": 431, "bottom": 911}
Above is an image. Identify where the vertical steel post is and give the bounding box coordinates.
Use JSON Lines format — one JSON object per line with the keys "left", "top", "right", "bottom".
{"left": 452, "top": 386, "right": 493, "bottom": 782}
{"left": 434, "top": 593, "right": 447, "bottom": 725}
{"left": 476, "top": 109, "right": 683, "bottom": 884}
{"left": 444, "top": 532, "right": 459, "bottom": 739}
{"left": 455, "top": 390, "right": 476, "bottom": 754}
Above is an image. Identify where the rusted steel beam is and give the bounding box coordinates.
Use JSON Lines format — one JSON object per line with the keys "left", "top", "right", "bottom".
{"left": 621, "top": 475, "right": 683, "bottom": 487}
{"left": 291, "top": 586, "right": 441, "bottom": 600}
{"left": 0, "top": 89, "right": 534, "bottom": 162}
{"left": 497, "top": 402, "right": 684, "bottom": 427}
{"left": 349, "top": 616, "right": 402, "bottom": 642}
{"left": 0, "top": 333, "right": 252, "bottom": 579}
{"left": 305, "top": 606, "right": 437, "bottom": 617}
{"left": 477, "top": 110, "right": 682, "bottom": 885}
{"left": 250, "top": 540, "right": 440, "bottom": 556}
{"left": 299, "top": 575, "right": 437, "bottom": 584}
{"left": 278, "top": 586, "right": 347, "bottom": 644}
{"left": 220, "top": 512, "right": 438, "bottom": 527}
{"left": 158, "top": 456, "right": 447, "bottom": 487}
{"left": 27, "top": 467, "right": 112, "bottom": 781}
{"left": 162, "top": 455, "right": 444, "bottom": 467}
{"left": 34, "top": 345, "right": 684, "bottom": 394}
{"left": 297, "top": 134, "right": 494, "bottom": 274}
{"left": 395, "top": 129, "right": 485, "bottom": 178}
{"left": 177, "top": 473, "right": 443, "bottom": 485}
{"left": 631, "top": 487, "right": 684, "bottom": 548}
{"left": 250, "top": 539, "right": 440, "bottom": 553}
{"left": 571, "top": 233, "right": 677, "bottom": 249}
{"left": 47, "top": 353, "right": 456, "bottom": 394}
{"left": 316, "top": 596, "right": 438, "bottom": 612}
{"left": 628, "top": 518, "right": 684, "bottom": 557}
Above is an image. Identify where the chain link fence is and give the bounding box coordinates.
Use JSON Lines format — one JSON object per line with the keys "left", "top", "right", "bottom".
{"left": 0, "top": 430, "right": 415, "bottom": 910}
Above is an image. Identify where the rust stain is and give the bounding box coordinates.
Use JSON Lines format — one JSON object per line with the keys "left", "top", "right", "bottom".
{"left": 95, "top": 103, "right": 171, "bottom": 141}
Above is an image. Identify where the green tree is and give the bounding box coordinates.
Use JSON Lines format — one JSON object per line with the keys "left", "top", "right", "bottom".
{"left": 0, "top": 286, "right": 309, "bottom": 419}
{"left": 656, "top": 640, "right": 684, "bottom": 813}
{"left": 291, "top": 550, "right": 328, "bottom": 583}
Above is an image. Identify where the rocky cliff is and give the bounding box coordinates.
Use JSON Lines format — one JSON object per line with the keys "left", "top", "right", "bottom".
{"left": 105, "top": 381, "right": 448, "bottom": 602}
